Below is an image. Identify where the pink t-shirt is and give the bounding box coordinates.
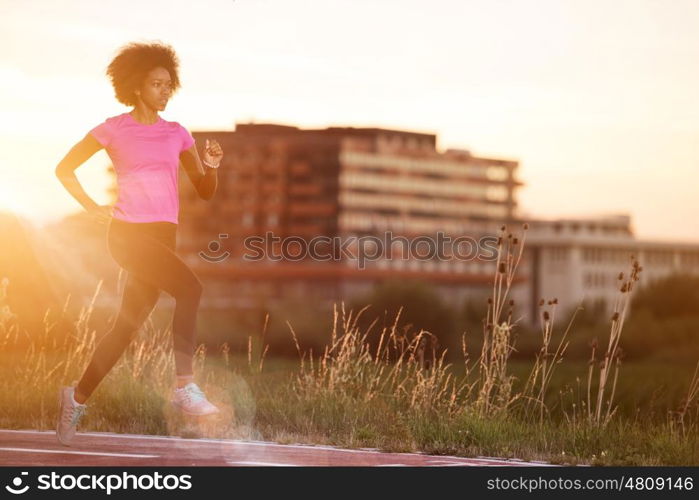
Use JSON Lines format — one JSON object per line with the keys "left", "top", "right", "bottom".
{"left": 89, "top": 112, "right": 195, "bottom": 224}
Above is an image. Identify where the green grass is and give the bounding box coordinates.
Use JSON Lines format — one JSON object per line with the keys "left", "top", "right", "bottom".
{"left": 1, "top": 225, "right": 698, "bottom": 465}
{"left": 1, "top": 338, "right": 697, "bottom": 465}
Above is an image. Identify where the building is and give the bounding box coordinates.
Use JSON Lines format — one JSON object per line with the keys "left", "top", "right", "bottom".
{"left": 509, "top": 214, "right": 699, "bottom": 327}
{"left": 104, "top": 122, "right": 699, "bottom": 329}
{"left": 175, "top": 122, "right": 525, "bottom": 314}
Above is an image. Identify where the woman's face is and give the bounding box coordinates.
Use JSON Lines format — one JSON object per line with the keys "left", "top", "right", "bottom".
{"left": 135, "top": 66, "right": 173, "bottom": 111}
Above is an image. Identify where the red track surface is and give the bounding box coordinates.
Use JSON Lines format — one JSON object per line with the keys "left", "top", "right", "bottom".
{"left": 0, "top": 430, "right": 557, "bottom": 467}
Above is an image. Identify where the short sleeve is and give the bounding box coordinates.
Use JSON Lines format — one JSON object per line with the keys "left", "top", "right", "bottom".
{"left": 89, "top": 119, "right": 113, "bottom": 147}
{"left": 179, "top": 124, "right": 195, "bottom": 153}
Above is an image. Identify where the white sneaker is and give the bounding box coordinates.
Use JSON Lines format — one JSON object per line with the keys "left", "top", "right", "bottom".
{"left": 56, "top": 382, "right": 88, "bottom": 446}
{"left": 171, "top": 382, "right": 220, "bottom": 416}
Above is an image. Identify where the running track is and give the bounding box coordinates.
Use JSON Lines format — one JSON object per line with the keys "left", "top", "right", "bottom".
{"left": 0, "top": 430, "right": 558, "bottom": 467}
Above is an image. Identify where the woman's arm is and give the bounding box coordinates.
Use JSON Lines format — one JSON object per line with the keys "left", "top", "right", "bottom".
{"left": 179, "top": 140, "right": 222, "bottom": 201}
{"left": 55, "top": 133, "right": 106, "bottom": 213}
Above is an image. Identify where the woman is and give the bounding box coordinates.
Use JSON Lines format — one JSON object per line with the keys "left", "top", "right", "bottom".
{"left": 54, "top": 41, "right": 223, "bottom": 446}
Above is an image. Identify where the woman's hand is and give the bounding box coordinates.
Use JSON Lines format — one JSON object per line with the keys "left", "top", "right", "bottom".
{"left": 203, "top": 139, "right": 223, "bottom": 167}
{"left": 87, "top": 204, "right": 114, "bottom": 225}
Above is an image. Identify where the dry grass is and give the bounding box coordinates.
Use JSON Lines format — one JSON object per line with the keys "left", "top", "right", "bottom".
{"left": 0, "top": 224, "right": 698, "bottom": 464}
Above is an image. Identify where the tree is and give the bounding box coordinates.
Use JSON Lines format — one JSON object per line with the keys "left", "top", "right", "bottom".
{"left": 631, "top": 273, "right": 699, "bottom": 320}
{"left": 348, "top": 278, "right": 457, "bottom": 361}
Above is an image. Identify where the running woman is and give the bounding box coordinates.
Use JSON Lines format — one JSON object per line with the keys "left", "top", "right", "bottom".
{"left": 54, "top": 41, "right": 223, "bottom": 446}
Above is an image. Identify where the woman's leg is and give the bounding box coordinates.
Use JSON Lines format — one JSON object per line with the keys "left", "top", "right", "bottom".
{"left": 105, "top": 226, "right": 203, "bottom": 381}
{"left": 74, "top": 273, "right": 160, "bottom": 402}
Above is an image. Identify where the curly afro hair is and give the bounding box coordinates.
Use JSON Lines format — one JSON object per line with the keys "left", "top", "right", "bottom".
{"left": 105, "top": 41, "right": 182, "bottom": 106}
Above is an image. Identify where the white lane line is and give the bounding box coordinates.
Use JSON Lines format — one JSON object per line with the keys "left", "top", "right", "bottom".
{"left": 0, "top": 447, "right": 159, "bottom": 458}
{"left": 428, "top": 461, "right": 473, "bottom": 466}
{"left": 428, "top": 463, "right": 474, "bottom": 467}
{"left": 429, "top": 459, "right": 510, "bottom": 465}
{"left": 0, "top": 430, "right": 395, "bottom": 455}
{"left": 227, "top": 461, "right": 300, "bottom": 467}
{"left": 0, "top": 430, "right": 557, "bottom": 466}
{"left": 376, "top": 464, "right": 408, "bottom": 466}
{"left": 472, "top": 456, "right": 560, "bottom": 466}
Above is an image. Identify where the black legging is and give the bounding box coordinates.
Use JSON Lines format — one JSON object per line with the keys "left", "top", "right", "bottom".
{"left": 76, "top": 217, "right": 203, "bottom": 400}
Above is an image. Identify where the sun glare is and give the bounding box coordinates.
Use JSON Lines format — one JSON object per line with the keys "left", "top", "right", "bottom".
{"left": 0, "top": 185, "right": 25, "bottom": 216}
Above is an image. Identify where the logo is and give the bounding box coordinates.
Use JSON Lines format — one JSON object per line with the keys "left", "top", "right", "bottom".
{"left": 5, "top": 472, "right": 29, "bottom": 495}
{"left": 199, "top": 233, "right": 230, "bottom": 262}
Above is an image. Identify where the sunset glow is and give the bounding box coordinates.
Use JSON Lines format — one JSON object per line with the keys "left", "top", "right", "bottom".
{"left": 1, "top": 0, "right": 698, "bottom": 241}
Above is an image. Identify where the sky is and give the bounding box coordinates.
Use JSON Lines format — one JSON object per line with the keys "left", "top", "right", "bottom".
{"left": 1, "top": 0, "right": 698, "bottom": 243}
